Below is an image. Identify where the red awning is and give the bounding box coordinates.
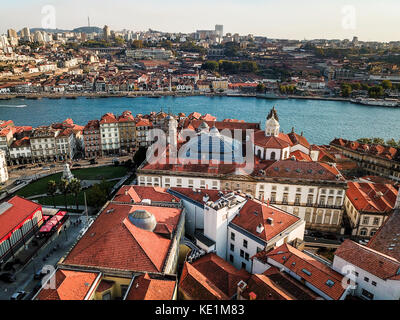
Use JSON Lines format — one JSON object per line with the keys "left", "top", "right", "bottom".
{"left": 39, "top": 211, "right": 66, "bottom": 233}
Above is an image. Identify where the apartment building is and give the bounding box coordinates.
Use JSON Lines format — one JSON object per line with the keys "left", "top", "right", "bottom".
{"left": 99, "top": 113, "right": 120, "bottom": 156}
{"left": 330, "top": 138, "right": 400, "bottom": 182}
{"left": 55, "top": 128, "right": 77, "bottom": 161}
{"left": 8, "top": 137, "right": 32, "bottom": 165}
{"left": 333, "top": 240, "right": 400, "bottom": 300}
{"left": 344, "top": 182, "right": 398, "bottom": 238}
{"left": 118, "top": 111, "right": 136, "bottom": 154}
{"left": 83, "top": 120, "right": 101, "bottom": 158}
{"left": 30, "top": 126, "right": 58, "bottom": 162}
{"left": 0, "top": 150, "right": 8, "bottom": 183}
{"left": 135, "top": 118, "right": 153, "bottom": 148}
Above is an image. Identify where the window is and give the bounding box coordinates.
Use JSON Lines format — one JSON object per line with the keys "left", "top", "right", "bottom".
{"left": 240, "top": 250, "right": 244, "bottom": 258}
{"left": 363, "top": 217, "right": 370, "bottom": 225}
{"left": 121, "top": 285, "right": 129, "bottom": 298}
{"left": 373, "top": 218, "right": 380, "bottom": 226}
{"left": 243, "top": 239, "right": 248, "bottom": 248}
{"left": 102, "top": 292, "right": 111, "bottom": 300}
{"left": 257, "top": 247, "right": 263, "bottom": 253}
{"left": 360, "top": 228, "right": 368, "bottom": 236}
{"left": 245, "top": 253, "right": 249, "bottom": 261}
{"left": 241, "top": 262, "right": 247, "bottom": 270}
{"left": 364, "top": 277, "right": 369, "bottom": 282}
{"left": 361, "top": 289, "right": 374, "bottom": 300}
{"left": 296, "top": 187, "right": 301, "bottom": 193}
{"left": 231, "top": 232, "right": 235, "bottom": 241}
{"left": 229, "top": 255, "right": 234, "bottom": 263}
{"left": 309, "top": 188, "right": 314, "bottom": 193}
{"left": 372, "top": 281, "right": 377, "bottom": 287}
{"left": 230, "top": 243, "right": 234, "bottom": 252}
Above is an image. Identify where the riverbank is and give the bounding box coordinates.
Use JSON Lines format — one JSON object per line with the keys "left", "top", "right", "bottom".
{"left": 0, "top": 91, "right": 353, "bottom": 103}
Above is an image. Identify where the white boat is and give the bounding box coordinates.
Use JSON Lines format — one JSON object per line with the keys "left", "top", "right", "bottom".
{"left": 351, "top": 98, "right": 399, "bottom": 107}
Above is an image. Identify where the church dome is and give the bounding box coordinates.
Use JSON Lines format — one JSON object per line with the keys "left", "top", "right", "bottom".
{"left": 128, "top": 210, "right": 157, "bottom": 231}
{"left": 180, "top": 130, "right": 244, "bottom": 163}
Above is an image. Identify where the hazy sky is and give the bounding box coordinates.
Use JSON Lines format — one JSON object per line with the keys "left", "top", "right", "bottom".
{"left": 1, "top": 0, "right": 399, "bottom": 41}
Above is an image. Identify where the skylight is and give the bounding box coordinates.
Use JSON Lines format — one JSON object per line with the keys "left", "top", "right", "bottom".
{"left": 326, "top": 279, "right": 335, "bottom": 287}
{"left": 301, "top": 268, "right": 312, "bottom": 276}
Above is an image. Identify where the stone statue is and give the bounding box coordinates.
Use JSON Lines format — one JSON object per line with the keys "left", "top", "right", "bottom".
{"left": 62, "top": 163, "right": 74, "bottom": 181}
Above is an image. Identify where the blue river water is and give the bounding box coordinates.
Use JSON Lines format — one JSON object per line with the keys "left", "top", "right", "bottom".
{"left": 0, "top": 96, "right": 399, "bottom": 145}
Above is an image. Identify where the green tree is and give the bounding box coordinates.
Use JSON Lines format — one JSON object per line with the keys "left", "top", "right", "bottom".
{"left": 47, "top": 180, "right": 58, "bottom": 208}
{"left": 382, "top": 80, "right": 392, "bottom": 90}
{"left": 357, "top": 138, "right": 373, "bottom": 144}
{"left": 256, "top": 83, "right": 266, "bottom": 93}
{"left": 202, "top": 61, "right": 219, "bottom": 72}
{"left": 341, "top": 84, "right": 352, "bottom": 97}
{"left": 386, "top": 138, "right": 398, "bottom": 148}
{"left": 372, "top": 137, "right": 385, "bottom": 145}
{"left": 69, "top": 178, "right": 82, "bottom": 211}
{"left": 87, "top": 180, "right": 110, "bottom": 211}
{"left": 58, "top": 178, "right": 70, "bottom": 211}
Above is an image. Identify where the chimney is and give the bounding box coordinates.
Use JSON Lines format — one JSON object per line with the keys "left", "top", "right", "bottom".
{"left": 256, "top": 223, "right": 265, "bottom": 234}
{"left": 203, "top": 194, "right": 210, "bottom": 203}
{"left": 125, "top": 189, "right": 129, "bottom": 196}
{"left": 249, "top": 292, "right": 257, "bottom": 300}
{"left": 236, "top": 280, "right": 247, "bottom": 300}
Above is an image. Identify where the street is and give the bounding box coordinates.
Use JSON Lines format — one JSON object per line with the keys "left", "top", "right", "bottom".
{"left": 0, "top": 215, "right": 86, "bottom": 300}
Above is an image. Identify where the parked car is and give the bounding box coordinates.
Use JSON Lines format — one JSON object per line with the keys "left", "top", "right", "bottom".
{"left": 72, "top": 163, "right": 81, "bottom": 168}
{"left": 89, "top": 159, "right": 98, "bottom": 165}
{"left": 323, "top": 234, "right": 338, "bottom": 241}
{"left": 0, "top": 273, "right": 16, "bottom": 283}
{"left": 309, "top": 231, "right": 324, "bottom": 238}
{"left": 42, "top": 167, "right": 50, "bottom": 171}
{"left": 359, "top": 239, "right": 369, "bottom": 246}
{"left": 10, "top": 291, "right": 26, "bottom": 300}
{"left": 34, "top": 269, "right": 48, "bottom": 280}
{"left": 50, "top": 164, "right": 56, "bottom": 168}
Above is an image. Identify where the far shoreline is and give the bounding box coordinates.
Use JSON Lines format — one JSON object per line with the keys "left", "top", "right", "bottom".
{"left": 0, "top": 91, "right": 354, "bottom": 103}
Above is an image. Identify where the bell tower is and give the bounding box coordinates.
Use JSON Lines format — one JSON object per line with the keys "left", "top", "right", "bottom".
{"left": 265, "top": 106, "right": 280, "bottom": 137}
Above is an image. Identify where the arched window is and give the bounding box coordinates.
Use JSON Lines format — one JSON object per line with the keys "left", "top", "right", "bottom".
{"left": 271, "top": 152, "right": 276, "bottom": 160}
{"left": 257, "top": 149, "right": 262, "bottom": 158}
{"left": 360, "top": 228, "right": 368, "bottom": 236}
{"left": 370, "top": 229, "right": 378, "bottom": 237}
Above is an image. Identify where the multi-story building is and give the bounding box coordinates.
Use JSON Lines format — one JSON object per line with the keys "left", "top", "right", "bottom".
{"left": 344, "top": 182, "right": 398, "bottom": 238}
{"left": 8, "top": 137, "right": 32, "bottom": 165}
{"left": 138, "top": 161, "right": 347, "bottom": 233}
{"left": 252, "top": 244, "right": 350, "bottom": 300}
{"left": 0, "top": 126, "right": 13, "bottom": 157}
{"left": 333, "top": 240, "right": 400, "bottom": 300}
{"left": 55, "top": 128, "right": 77, "bottom": 161}
{"left": 135, "top": 118, "right": 153, "bottom": 148}
{"left": 83, "top": 120, "right": 101, "bottom": 158}
{"left": 169, "top": 188, "right": 305, "bottom": 273}
{"left": 30, "top": 126, "right": 58, "bottom": 162}
{"left": 0, "top": 150, "right": 8, "bottom": 183}
{"left": 99, "top": 113, "right": 120, "bottom": 156}
{"left": 330, "top": 138, "right": 400, "bottom": 182}
{"left": 48, "top": 186, "right": 185, "bottom": 300}
{"left": 118, "top": 111, "right": 136, "bottom": 154}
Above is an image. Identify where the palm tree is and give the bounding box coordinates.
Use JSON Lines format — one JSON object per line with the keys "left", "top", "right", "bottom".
{"left": 47, "top": 180, "right": 58, "bottom": 208}
{"left": 69, "top": 178, "right": 82, "bottom": 211}
{"left": 58, "top": 178, "right": 70, "bottom": 211}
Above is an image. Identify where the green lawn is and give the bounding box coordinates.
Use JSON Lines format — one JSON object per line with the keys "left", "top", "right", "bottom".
{"left": 35, "top": 180, "right": 117, "bottom": 207}
{"left": 17, "top": 166, "right": 128, "bottom": 198}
